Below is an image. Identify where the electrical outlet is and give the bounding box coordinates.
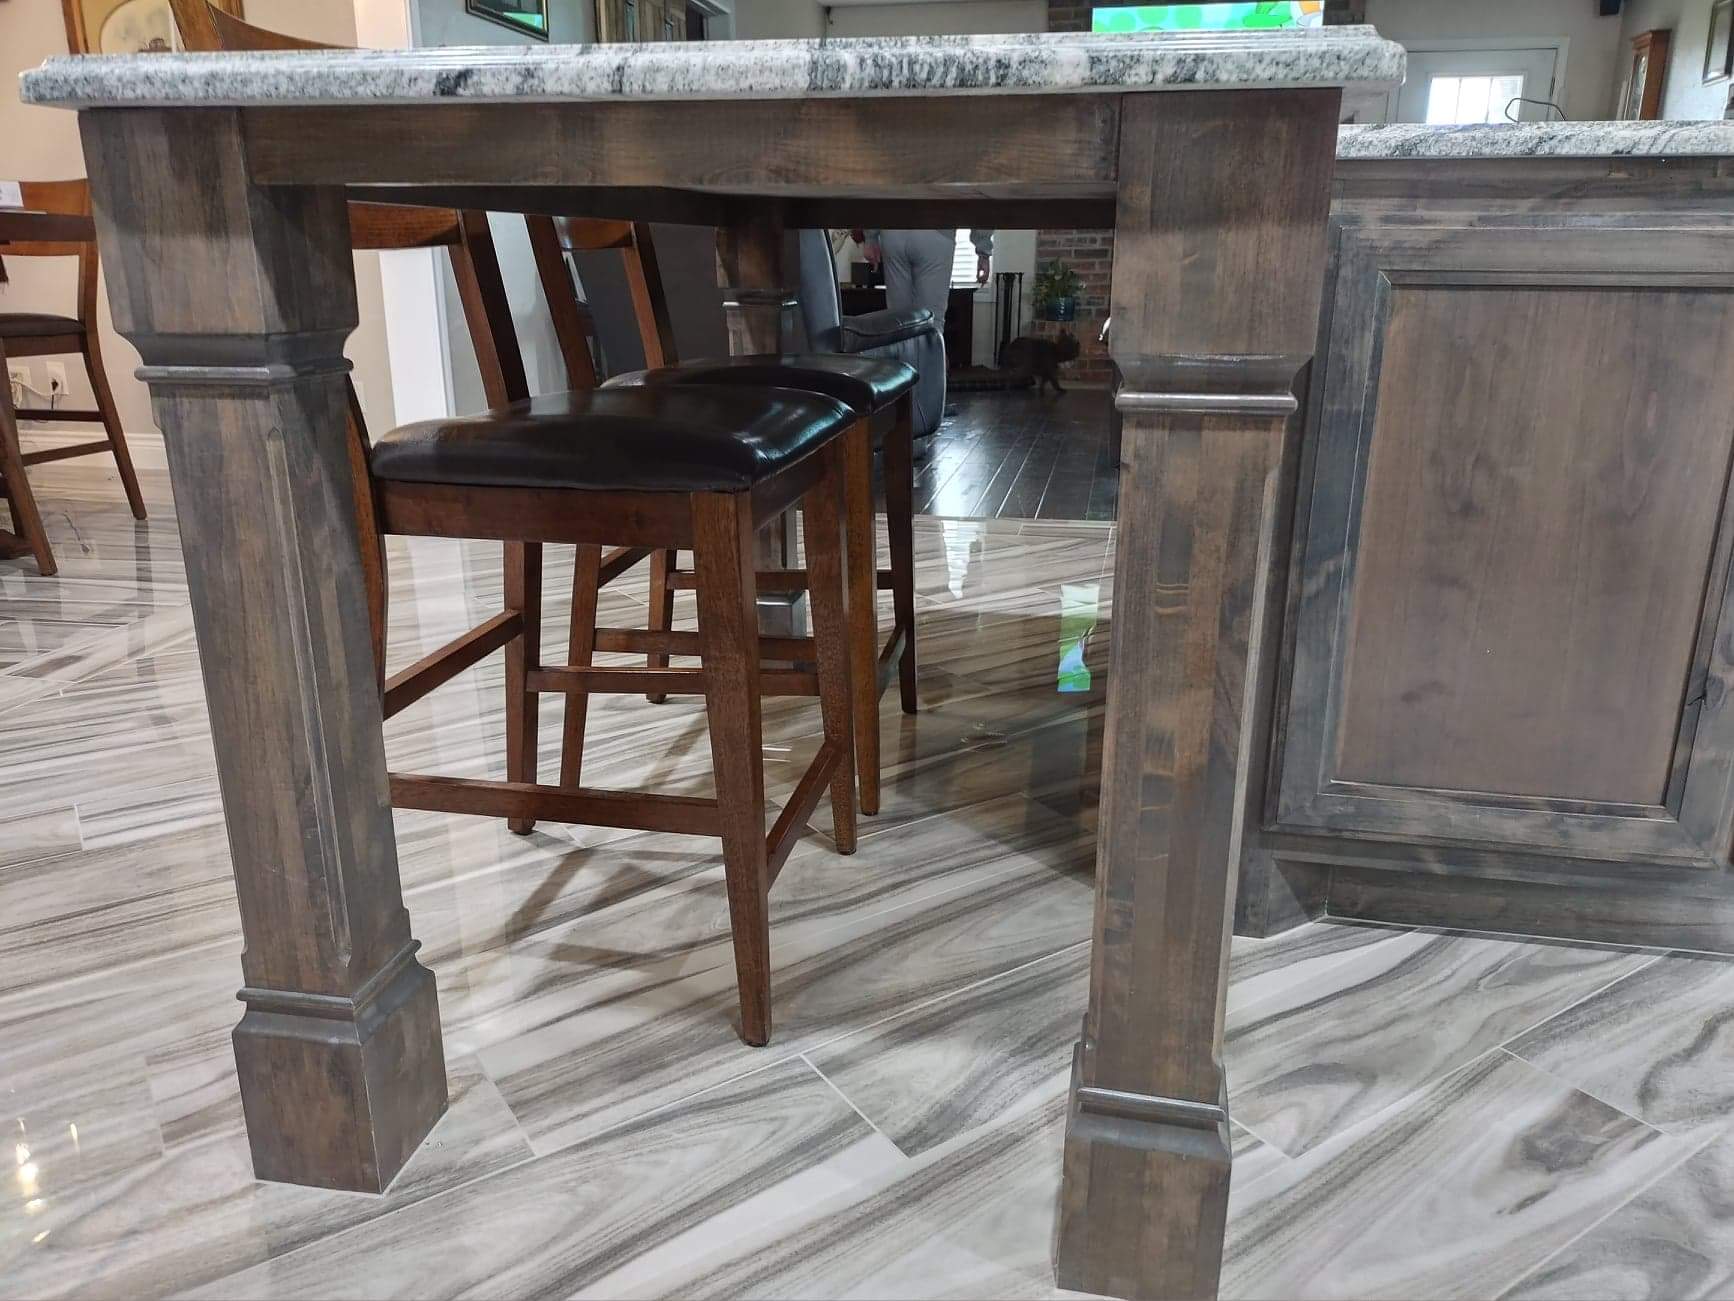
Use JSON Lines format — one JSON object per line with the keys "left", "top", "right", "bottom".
{"left": 6, "top": 363, "right": 29, "bottom": 403}
{"left": 43, "top": 362, "right": 68, "bottom": 397}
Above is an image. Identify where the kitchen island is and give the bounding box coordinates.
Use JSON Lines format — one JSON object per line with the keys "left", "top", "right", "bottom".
{"left": 1238, "top": 120, "right": 1734, "bottom": 958}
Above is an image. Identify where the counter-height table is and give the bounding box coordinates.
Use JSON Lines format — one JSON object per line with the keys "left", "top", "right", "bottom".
{"left": 21, "top": 30, "right": 1403, "bottom": 1300}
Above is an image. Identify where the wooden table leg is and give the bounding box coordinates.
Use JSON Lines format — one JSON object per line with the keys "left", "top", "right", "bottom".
{"left": 1052, "top": 90, "right": 1339, "bottom": 1300}
{"left": 716, "top": 213, "right": 806, "bottom": 639}
{"left": 81, "top": 108, "right": 447, "bottom": 1194}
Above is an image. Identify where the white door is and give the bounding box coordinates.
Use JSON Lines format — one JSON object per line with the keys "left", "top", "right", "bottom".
{"left": 1395, "top": 46, "right": 1562, "bottom": 124}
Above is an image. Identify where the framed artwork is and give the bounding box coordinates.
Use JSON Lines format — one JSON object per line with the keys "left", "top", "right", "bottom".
{"left": 466, "top": 0, "right": 550, "bottom": 40}
{"left": 1619, "top": 28, "right": 1672, "bottom": 120}
{"left": 62, "top": 0, "right": 242, "bottom": 54}
{"left": 1706, "top": 0, "right": 1734, "bottom": 85}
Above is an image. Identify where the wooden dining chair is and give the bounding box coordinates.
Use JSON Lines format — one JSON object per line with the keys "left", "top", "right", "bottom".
{"left": 530, "top": 217, "right": 922, "bottom": 816}
{"left": 0, "top": 179, "right": 147, "bottom": 576}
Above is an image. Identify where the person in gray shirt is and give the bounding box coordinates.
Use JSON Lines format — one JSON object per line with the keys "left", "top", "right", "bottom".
{"left": 863, "top": 228, "right": 995, "bottom": 331}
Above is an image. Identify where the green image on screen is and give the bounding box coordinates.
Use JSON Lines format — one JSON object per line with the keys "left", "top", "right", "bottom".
{"left": 467, "top": 0, "right": 551, "bottom": 39}
{"left": 1093, "top": 3, "right": 1325, "bottom": 32}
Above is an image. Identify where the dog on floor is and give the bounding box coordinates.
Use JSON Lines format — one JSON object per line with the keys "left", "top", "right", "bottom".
{"left": 999, "top": 330, "right": 1080, "bottom": 397}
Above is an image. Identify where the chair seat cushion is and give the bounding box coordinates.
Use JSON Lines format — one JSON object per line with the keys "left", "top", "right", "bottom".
{"left": 604, "top": 353, "right": 918, "bottom": 416}
{"left": 0, "top": 313, "right": 83, "bottom": 339}
{"left": 839, "top": 308, "right": 936, "bottom": 353}
{"left": 370, "top": 384, "right": 854, "bottom": 494}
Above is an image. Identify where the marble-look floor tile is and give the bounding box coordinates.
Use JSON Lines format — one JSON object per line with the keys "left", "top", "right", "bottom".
{"left": 1222, "top": 1050, "right": 1695, "bottom": 1301}
{"left": 1500, "top": 1129, "right": 1734, "bottom": 1301}
{"left": 803, "top": 918, "right": 1393, "bottom": 1163}
{"left": 186, "top": 1058, "right": 902, "bottom": 1301}
{"left": 478, "top": 821, "right": 1095, "bottom": 1156}
{"left": 0, "top": 823, "right": 236, "bottom": 996}
{"left": 0, "top": 1056, "right": 534, "bottom": 1301}
{"left": 8, "top": 447, "right": 1726, "bottom": 1300}
{"left": 807, "top": 943, "right": 1088, "bottom": 1157}
{"left": 1227, "top": 930, "right": 1659, "bottom": 1157}
{"left": 1507, "top": 951, "right": 1734, "bottom": 1138}
{"left": 0, "top": 804, "right": 81, "bottom": 868}
{"left": 616, "top": 1089, "right": 1081, "bottom": 1301}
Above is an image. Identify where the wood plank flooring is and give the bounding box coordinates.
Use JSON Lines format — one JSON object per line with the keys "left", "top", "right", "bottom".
{"left": 905, "top": 389, "right": 1119, "bottom": 522}
{"left": 1, "top": 426, "right": 1731, "bottom": 1301}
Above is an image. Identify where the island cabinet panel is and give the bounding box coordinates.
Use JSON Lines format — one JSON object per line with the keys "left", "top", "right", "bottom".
{"left": 1271, "top": 221, "right": 1734, "bottom": 871}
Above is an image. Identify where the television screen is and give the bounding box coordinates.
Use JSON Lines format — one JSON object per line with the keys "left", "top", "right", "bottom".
{"left": 1093, "top": 3, "right": 1325, "bottom": 32}
{"left": 466, "top": 0, "right": 550, "bottom": 39}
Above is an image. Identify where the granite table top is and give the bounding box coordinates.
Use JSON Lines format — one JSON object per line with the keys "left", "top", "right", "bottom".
{"left": 20, "top": 28, "right": 1403, "bottom": 108}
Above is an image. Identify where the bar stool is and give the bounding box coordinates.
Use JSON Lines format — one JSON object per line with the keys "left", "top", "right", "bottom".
{"left": 372, "top": 385, "right": 862, "bottom": 1046}
{"left": 600, "top": 355, "right": 921, "bottom": 816}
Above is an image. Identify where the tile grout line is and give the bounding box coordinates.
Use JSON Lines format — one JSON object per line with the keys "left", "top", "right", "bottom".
{"left": 1500, "top": 1044, "right": 1682, "bottom": 1141}
{"left": 1489, "top": 949, "right": 1668, "bottom": 1058}
{"left": 800, "top": 1052, "right": 895, "bottom": 1145}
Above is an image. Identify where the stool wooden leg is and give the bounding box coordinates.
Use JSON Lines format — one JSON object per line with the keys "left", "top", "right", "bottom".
{"left": 85, "top": 332, "right": 148, "bottom": 521}
{"left": 559, "top": 543, "right": 602, "bottom": 789}
{"left": 842, "top": 418, "right": 881, "bottom": 816}
{"left": 504, "top": 541, "right": 542, "bottom": 834}
{"left": 885, "top": 395, "right": 919, "bottom": 715}
{"left": 694, "top": 492, "right": 773, "bottom": 1046}
{"left": 0, "top": 339, "right": 56, "bottom": 577}
{"left": 807, "top": 441, "right": 859, "bottom": 855}
{"left": 645, "top": 547, "right": 677, "bottom": 703}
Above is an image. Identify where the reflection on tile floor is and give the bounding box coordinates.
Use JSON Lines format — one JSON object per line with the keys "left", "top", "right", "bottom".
{"left": 2, "top": 430, "right": 1732, "bottom": 1300}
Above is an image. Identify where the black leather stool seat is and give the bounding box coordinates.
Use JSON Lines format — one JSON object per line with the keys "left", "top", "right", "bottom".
{"left": 0, "top": 313, "right": 84, "bottom": 338}
{"left": 370, "top": 384, "right": 855, "bottom": 494}
{"left": 605, "top": 353, "right": 918, "bottom": 417}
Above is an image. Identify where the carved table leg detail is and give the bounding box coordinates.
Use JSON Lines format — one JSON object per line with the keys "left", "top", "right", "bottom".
{"left": 82, "top": 107, "right": 447, "bottom": 1194}
{"left": 1054, "top": 89, "right": 1340, "bottom": 1300}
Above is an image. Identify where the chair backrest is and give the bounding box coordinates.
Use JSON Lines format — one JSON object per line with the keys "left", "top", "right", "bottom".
{"left": 526, "top": 215, "right": 679, "bottom": 388}
{"left": 168, "top": 0, "right": 530, "bottom": 408}
{"left": 0, "top": 180, "right": 99, "bottom": 326}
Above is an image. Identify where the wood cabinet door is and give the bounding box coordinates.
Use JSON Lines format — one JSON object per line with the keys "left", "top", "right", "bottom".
{"left": 1273, "top": 221, "right": 1734, "bottom": 868}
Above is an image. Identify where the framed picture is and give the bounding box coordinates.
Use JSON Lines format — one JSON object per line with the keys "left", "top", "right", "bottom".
{"left": 62, "top": 0, "right": 242, "bottom": 54}
{"left": 1706, "top": 0, "right": 1734, "bottom": 85}
{"left": 466, "top": 0, "right": 550, "bottom": 40}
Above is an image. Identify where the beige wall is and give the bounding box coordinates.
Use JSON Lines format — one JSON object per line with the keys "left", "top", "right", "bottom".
{"left": 0, "top": 0, "right": 398, "bottom": 433}
{"left": 1620, "top": 0, "right": 1734, "bottom": 118}
{"left": 1365, "top": 0, "right": 1624, "bottom": 120}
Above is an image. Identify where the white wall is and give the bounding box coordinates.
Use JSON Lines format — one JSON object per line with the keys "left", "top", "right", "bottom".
{"left": 406, "top": 0, "right": 591, "bottom": 415}
{"left": 1620, "top": 0, "right": 1734, "bottom": 118}
{"left": 1365, "top": 0, "right": 1624, "bottom": 120}
{"left": 0, "top": 0, "right": 398, "bottom": 433}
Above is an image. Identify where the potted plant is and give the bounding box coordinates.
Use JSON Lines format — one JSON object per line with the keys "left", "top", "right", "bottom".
{"left": 1033, "top": 260, "right": 1084, "bottom": 322}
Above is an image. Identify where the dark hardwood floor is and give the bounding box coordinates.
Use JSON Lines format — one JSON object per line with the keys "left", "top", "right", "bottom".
{"left": 900, "top": 388, "right": 1118, "bottom": 522}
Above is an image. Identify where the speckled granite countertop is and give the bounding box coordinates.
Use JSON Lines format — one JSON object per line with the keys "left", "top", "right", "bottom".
{"left": 20, "top": 29, "right": 1403, "bottom": 108}
{"left": 1338, "top": 120, "right": 1734, "bottom": 158}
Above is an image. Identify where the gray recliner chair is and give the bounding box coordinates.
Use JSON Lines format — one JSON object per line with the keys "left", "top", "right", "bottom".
{"left": 793, "top": 229, "right": 947, "bottom": 439}
{"left": 577, "top": 226, "right": 946, "bottom": 439}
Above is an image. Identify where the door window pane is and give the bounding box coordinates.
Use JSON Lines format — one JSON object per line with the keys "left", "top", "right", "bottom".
{"left": 1425, "top": 73, "right": 1526, "bottom": 124}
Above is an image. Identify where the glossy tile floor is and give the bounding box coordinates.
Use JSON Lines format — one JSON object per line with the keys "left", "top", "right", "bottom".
{"left": 4, "top": 428, "right": 1734, "bottom": 1301}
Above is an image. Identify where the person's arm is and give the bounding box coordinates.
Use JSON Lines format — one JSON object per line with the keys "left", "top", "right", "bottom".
{"left": 971, "top": 228, "right": 995, "bottom": 284}
{"left": 863, "top": 228, "right": 883, "bottom": 266}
